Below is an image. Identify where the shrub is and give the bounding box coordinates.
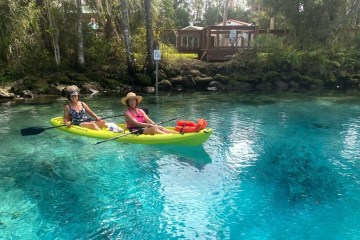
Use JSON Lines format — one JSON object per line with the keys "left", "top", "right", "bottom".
{"left": 135, "top": 73, "right": 152, "bottom": 86}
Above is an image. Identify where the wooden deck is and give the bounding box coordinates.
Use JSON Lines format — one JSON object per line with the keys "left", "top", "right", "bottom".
{"left": 173, "top": 25, "right": 288, "bottom": 61}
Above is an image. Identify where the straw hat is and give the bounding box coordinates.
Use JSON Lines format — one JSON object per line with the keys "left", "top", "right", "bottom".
{"left": 121, "top": 92, "right": 143, "bottom": 105}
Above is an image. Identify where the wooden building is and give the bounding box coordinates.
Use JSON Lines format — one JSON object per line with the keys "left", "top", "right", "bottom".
{"left": 173, "top": 19, "right": 288, "bottom": 61}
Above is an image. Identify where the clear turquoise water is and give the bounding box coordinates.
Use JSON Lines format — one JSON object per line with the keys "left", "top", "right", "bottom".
{"left": 1, "top": 92, "right": 360, "bottom": 239}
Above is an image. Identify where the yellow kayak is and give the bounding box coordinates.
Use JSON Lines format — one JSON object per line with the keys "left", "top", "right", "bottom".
{"left": 50, "top": 117, "right": 212, "bottom": 146}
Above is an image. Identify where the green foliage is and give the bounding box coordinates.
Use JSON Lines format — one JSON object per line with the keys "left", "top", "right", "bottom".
{"left": 16, "top": 44, "right": 53, "bottom": 74}
{"left": 135, "top": 73, "right": 152, "bottom": 86}
{"left": 232, "top": 72, "right": 250, "bottom": 82}
{"left": 174, "top": 7, "right": 191, "bottom": 28}
{"left": 0, "top": 0, "right": 360, "bottom": 92}
{"left": 98, "top": 78, "right": 122, "bottom": 89}
{"left": 229, "top": 31, "right": 360, "bottom": 87}
{"left": 22, "top": 76, "right": 49, "bottom": 93}
{"left": 154, "top": 0, "right": 176, "bottom": 30}
{"left": 203, "top": 6, "right": 220, "bottom": 26}
{"left": 228, "top": 7, "right": 252, "bottom": 23}
{"left": 263, "top": 71, "right": 280, "bottom": 82}
{"left": 47, "top": 74, "right": 74, "bottom": 85}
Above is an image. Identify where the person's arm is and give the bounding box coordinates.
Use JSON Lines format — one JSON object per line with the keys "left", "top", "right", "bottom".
{"left": 140, "top": 109, "right": 155, "bottom": 125}
{"left": 63, "top": 106, "right": 72, "bottom": 127}
{"left": 82, "top": 102, "right": 101, "bottom": 121}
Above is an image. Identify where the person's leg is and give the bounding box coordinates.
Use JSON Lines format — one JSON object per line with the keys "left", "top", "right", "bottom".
{"left": 159, "top": 127, "right": 178, "bottom": 134}
{"left": 80, "top": 122, "right": 101, "bottom": 130}
{"left": 144, "top": 126, "right": 167, "bottom": 135}
{"left": 95, "top": 120, "right": 107, "bottom": 129}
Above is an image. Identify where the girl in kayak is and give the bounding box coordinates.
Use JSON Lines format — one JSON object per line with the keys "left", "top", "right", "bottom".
{"left": 63, "top": 90, "right": 107, "bottom": 130}
{"left": 121, "top": 92, "right": 177, "bottom": 134}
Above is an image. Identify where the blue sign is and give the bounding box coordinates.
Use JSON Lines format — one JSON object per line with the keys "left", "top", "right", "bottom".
{"left": 154, "top": 50, "right": 161, "bottom": 60}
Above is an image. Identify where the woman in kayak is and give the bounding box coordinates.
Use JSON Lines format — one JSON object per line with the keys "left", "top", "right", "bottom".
{"left": 63, "top": 90, "right": 107, "bottom": 130}
{"left": 121, "top": 92, "right": 176, "bottom": 134}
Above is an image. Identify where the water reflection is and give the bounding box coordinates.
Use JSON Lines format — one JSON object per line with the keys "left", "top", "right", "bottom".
{"left": 340, "top": 118, "right": 360, "bottom": 160}
{"left": 147, "top": 145, "right": 212, "bottom": 171}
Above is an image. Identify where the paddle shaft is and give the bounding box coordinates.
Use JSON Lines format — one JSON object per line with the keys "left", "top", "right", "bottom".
{"left": 95, "top": 116, "right": 179, "bottom": 145}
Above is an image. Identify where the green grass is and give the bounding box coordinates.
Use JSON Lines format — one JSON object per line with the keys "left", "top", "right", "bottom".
{"left": 164, "top": 52, "right": 198, "bottom": 59}
{"left": 159, "top": 44, "right": 198, "bottom": 60}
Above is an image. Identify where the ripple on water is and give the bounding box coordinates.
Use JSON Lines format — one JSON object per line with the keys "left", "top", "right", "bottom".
{"left": 2, "top": 93, "right": 360, "bottom": 239}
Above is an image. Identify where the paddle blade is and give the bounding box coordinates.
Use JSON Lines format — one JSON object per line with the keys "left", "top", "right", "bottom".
{"left": 20, "top": 127, "right": 46, "bottom": 136}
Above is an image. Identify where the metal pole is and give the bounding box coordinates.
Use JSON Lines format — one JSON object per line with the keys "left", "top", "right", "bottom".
{"left": 155, "top": 60, "right": 158, "bottom": 96}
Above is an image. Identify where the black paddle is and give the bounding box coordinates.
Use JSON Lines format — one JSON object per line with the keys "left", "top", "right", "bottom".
{"left": 20, "top": 114, "right": 124, "bottom": 136}
{"left": 95, "top": 116, "right": 179, "bottom": 145}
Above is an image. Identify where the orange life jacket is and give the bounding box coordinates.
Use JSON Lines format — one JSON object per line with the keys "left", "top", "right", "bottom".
{"left": 175, "top": 118, "right": 208, "bottom": 133}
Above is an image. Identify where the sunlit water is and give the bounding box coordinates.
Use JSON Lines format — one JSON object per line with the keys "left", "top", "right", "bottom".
{"left": 1, "top": 92, "right": 360, "bottom": 239}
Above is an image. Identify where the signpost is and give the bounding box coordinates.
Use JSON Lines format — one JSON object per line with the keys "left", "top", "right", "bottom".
{"left": 154, "top": 50, "right": 161, "bottom": 96}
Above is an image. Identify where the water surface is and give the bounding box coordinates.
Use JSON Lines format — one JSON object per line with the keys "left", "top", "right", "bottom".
{"left": 1, "top": 92, "right": 360, "bottom": 239}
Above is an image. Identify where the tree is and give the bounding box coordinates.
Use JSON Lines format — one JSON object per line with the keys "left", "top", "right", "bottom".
{"left": 247, "top": 0, "right": 349, "bottom": 48}
{"left": 76, "top": 0, "right": 85, "bottom": 70}
{"left": 119, "top": 0, "right": 136, "bottom": 75}
{"left": 144, "top": 0, "right": 154, "bottom": 75}
{"left": 174, "top": 7, "right": 191, "bottom": 28}
{"left": 45, "top": 0, "right": 61, "bottom": 66}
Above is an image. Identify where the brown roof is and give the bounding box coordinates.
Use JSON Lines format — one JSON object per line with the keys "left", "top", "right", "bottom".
{"left": 181, "top": 25, "right": 204, "bottom": 31}
{"left": 215, "top": 19, "right": 252, "bottom": 26}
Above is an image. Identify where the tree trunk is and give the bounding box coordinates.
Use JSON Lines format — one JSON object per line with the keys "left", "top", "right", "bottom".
{"left": 46, "top": 0, "right": 60, "bottom": 66}
{"left": 144, "top": 0, "right": 154, "bottom": 76}
{"left": 270, "top": 16, "right": 275, "bottom": 30}
{"left": 119, "top": 0, "right": 136, "bottom": 76}
{"left": 221, "top": 0, "right": 229, "bottom": 46}
{"left": 35, "top": 0, "right": 52, "bottom": 60}
{"left": 222, "top": 0, "right": 229, "bottom": 25}
{"left": 76, "top": 0, "right": 85, "bottom": 70}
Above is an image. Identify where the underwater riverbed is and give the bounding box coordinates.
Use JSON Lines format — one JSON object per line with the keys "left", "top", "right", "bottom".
{"left": 1, "top": 91, "right": 360, "bottom": 239}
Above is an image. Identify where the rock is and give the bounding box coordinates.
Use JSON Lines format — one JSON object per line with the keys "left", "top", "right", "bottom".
{"left": 47, "top": 84, "right": 66, "bottom": 95}
{"left": 169, "top": 76, "right": 185, "bottom": 85}
{"left": 183, "top": 74, "right": 196, "bottom": 88}
{"left": 20, "top": 90, "right": 34, "bottom": 98}
{"left": 273, "top": 81, "right": 288, "bottom": 91}
{"left": 158, "top": 80, "right": 172, "bottom": 90}
{"left": 207, "top": 87, "right": 217, "bottom": 91}
{"left": 64, "top": 85, "right": 80, "bottom": 92}
{"left": 208, "top": 81, "right": 225, "bottom": 91}
{"left": 226, "top": 81, "right": 252, "bottom": 92}
{"left": 174, "top": 85, "right": 183, "bottom": 91}
{"left": 0, "top": 89, "right": 16, "bottom": 99}
{"left": 81, "top": 82, "right": 103, "bottom": 94}
{"left": 213, "top": 73, "right": 231, "bottom": 84}
{"left": 166, "top": 68, "right": 181, "bottom": 78}
{"left": 255, "top": 82, "right": 272, "bottom": 91}
{"left": 194, "top": 76, "right": 213, "bottom": 88}
{"left": 151, "top": 69, "right": 167, "bottom": 81}
{"left": 143, "top": 86, "right": 155, "bottom": 93}
{"left": 289, "top": 81, "right": 300, "bottom": 90}
{"left": 115, "top": 83, "right": 132, "bottom": 93}
{"left": 190, "top": 70, "right": 201, "bottom": 77}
